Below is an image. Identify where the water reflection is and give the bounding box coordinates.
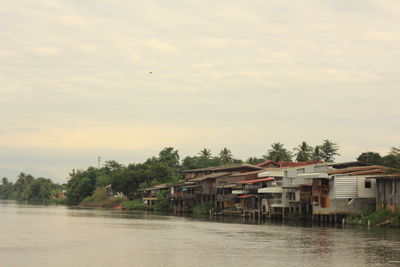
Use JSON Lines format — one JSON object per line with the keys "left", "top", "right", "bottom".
{"left": 1, "top": 200, "right": 400, "bottom": 267}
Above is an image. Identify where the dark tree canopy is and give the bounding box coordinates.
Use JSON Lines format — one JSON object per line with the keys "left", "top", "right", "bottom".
{"left": 357, "top": 152, "right": 382, "bottom": 165}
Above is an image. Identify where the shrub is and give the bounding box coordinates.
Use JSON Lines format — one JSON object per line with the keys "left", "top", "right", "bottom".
{"left": 192, "top": 201, "right": 214, "bottom": 214}
{"left": 121, "top": 199, "right": 147, "bottom": 210}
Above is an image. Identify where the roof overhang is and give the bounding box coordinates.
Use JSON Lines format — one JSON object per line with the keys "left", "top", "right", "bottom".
{"left": 297, "top": 173, "right": 329, "bottom": 179}
{"left": 258, "top": 171, "right": 284, "bottom": 178}
{"left": 258, "top": 187, "right": 283, "bottom": 193}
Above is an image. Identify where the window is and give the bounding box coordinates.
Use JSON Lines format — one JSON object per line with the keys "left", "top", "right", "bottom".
{"left": 365, "top": 180, "right": 371, "bottom": 189}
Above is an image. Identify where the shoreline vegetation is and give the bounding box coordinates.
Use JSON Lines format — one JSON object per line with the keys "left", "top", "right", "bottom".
{"left": 1, "top": 143, "right": 400, "bottom": 227}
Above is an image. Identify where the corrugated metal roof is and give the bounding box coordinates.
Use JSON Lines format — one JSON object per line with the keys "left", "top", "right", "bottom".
{"left": 181, "top": 164, "right": 264, "bottom": 173}
{"left": 258, "top": 187, "right": 283, "bottom": 193}
{"left": 257, "top": 160, "right": 323, "bottom": 168}
{"left": 237, "top": 177, "right": 274, "bottom": 184}
{"left": 328, "top": 165, "right": 388, "bottom": 175}
{"left": 190, "top": 172, "right": 231, "bottom": 181}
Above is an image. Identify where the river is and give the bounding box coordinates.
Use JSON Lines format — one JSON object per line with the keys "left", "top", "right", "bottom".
{"left": 1, "top": 200, "right": 400, "bottom": 267}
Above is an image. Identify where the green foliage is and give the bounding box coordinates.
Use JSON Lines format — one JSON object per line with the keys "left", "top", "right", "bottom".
{"left": 357, "top": 152, "right": 382, "bottom": 165}
{"left": 66, "top": 147, "right": 184, "bottom": 205}
{"left": 346, "top": 210, "right": 400, "bottom": 227}
{"left": 121, "top": 199, "right": 146, "bottom": 210}
{"left": 310, "top": 146, "right": 323, "bottom": 161}
{"left": 319, "top": 139, "right": 340, "bottom": 162}
{"left": 219, "top": 147, "right": 233, "bottom": 164}
{"left": 0, "top": 173, "right": 60, "bottom": 202}
{"left": 198, "top": 148, "right": 212, "bottom": 160}
{"left": 294, "top": 141, "right": 313, "bottom": 162}
{"left": 0, "top": 178, "right": 14, "bottom": 199}
{"left": 81, "top": 187, "right": 108, "bottom": 204}
{"left": 355, "top": 146, "right": 400, "bottom": 169}
{"left": 66, "top": 169, "right": 97, "bottom": 205}
{"left": 381, "top": 154, "right": 400, "bottom": 169}
{"left": 181, "top": 155, "right": 223, "bottom": 171}
{"left": 159, "top": 147, "right": 180, "bottom": 168}
{"left": 192, "top": 201, "right": 214, "bottom": 214}
{"left": 246, "top": 157, "right": 265, "bottom": 165}
{"left": 80, "top": 187, "right": 127, "bottom": 207}
{"left": 264, "top": 142, "right": 293, "bottom": 162}
{"left": 153, "top": 189, "right": 171, "bottom": 212}
{"left": 24, "top": 178, "right": 54, "bottom": 201}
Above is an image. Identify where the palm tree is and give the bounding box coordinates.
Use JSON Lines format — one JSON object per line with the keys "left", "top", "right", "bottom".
{"left": 264, "top": 142, "right": 292, "bottom": 162}
{"left": 219, "top": 147, "right": 233, "bottom": 164}
{"left": 391, "top": 146, "right": 400, "bottom": 156}
{"left": 198, "top": 148, "right": 212, "bottom": 160}
{"left": 294, "top": 141, "right": 313, "bottom": 162}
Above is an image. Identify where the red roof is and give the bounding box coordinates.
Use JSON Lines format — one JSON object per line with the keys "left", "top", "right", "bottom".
{"left": 237, "top": 177, "right": 274, "bottom": 184}
{"left": 328, "top": 165, "right": 388, "bottom": 175}
{"left": 235, "top": 195, "right": 255, "bottom": 199}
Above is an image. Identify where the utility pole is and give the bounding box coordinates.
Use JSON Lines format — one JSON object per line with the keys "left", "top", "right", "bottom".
{"left": 98, "top": 156, "right": 101, "bottom": 168}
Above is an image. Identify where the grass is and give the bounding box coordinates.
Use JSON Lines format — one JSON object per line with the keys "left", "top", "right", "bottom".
{"left": 346, "top": 209, "right": 400, "bottom": 227}
{"left": 120, "top": 199, "right": 148, "bottom": 210}
{"left": 192, "top": 201, "right": 214, "bottom": 215}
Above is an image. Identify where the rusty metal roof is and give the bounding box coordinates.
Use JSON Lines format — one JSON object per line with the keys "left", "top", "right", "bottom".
{"left": 236, "top": 177, "right": 274, "bottom": 184}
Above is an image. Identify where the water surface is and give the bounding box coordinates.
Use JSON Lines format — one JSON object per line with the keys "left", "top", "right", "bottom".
{"left": 1, "top": 200, "right": 400, "bottom": 267}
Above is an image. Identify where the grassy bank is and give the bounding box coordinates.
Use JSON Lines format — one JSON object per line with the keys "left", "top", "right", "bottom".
{"left": 79, "top": 187, "right": 126, "bottom": 208}
{"left": 346, "top": 210, "right": 400, "bottom": 227}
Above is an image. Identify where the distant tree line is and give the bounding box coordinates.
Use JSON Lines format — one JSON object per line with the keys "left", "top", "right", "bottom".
{"left": 0, "top": 173, "right": 62, "bottom": 201}
{"left": 357, "top": 146, "right": 400, "bottom": 169}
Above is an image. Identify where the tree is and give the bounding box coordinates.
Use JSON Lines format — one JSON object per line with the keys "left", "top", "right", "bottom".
{"left": 13, "top": 172, "right": 34, "bottom": 200}
{"left": 246, "top": 157, "right": 265, "bottom": 165}
{"left": 0, "top": 177, "right": 14, "bottom": 199}
{"left": 357, "top": 152, "right": 382, "bottom": 165}
{"left": 198, "top": 148, "right": 212, "bottom": 160}
{"left": 264, "top": 143, "right": 293, "bottom": 162}
{"left": 381, "top": 154, "right": 400, "bottom": 169}
{"left": 158, "top": 147, "right": 180, "bottom": 168}
{"left": 311, "top": 146, "right": 323, "bottom": 161}
{"left": 320, "top": 139, "right": 340, "bottom": 162}
{"left": 294, "top": 141, "right": 313, "bottom": 162}
{"left": 24, "top": 178, "right": 55, "bottom": 201}
{"left": 219, "top": 147, "right": 233, "bottom": 164}
{"left": 390, "top": 146, "right": 400, "bottom": 156}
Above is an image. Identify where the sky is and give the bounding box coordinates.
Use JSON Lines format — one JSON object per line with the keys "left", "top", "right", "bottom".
{"left": 1, "top": 0, "right": 399, "bottom": 182}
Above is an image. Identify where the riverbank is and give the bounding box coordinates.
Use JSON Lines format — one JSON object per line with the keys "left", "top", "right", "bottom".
{"left": 346, "top": 210, "right": 400, "bottom": 227}
{"left": 80, "top": 196, "right": 400, "bottom": 228}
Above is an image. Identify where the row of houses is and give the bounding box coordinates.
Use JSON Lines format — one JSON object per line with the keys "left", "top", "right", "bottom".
{"left": 140, "top": 161, "right": 400, "bottom": 223}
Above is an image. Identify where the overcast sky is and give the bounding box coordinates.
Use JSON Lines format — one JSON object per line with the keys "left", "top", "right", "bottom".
{"left": 1, "top": 0, "right": 399, "bottom": 182}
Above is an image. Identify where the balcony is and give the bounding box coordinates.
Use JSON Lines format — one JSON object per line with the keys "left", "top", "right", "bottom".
{"left": 216, "top": 194, "right": 235, "bottom": 201}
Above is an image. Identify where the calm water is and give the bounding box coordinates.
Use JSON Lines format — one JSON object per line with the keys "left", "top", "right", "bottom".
{"left": 1, "top": 200, "right": 400, "bottom": 267}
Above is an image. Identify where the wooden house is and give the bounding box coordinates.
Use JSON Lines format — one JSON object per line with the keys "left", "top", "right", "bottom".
{"left": 141, "top": 184, "right": 169, "bottom": 206}
{"left": 182, "top": 164, "right": 264, "bottom": 180}
{"left": 308, "top": 165, "right": 388, "bottom": 221}
{"left": 373, "top": 173, "right": 400, "bottom": 212}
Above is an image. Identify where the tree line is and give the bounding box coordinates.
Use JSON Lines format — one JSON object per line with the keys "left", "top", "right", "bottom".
{"left": 0, "top": 173, "right": 62, "bottom": 201}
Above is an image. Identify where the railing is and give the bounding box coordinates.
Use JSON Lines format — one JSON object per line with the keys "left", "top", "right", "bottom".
{"left": 268, "top": 199, "right": 282, "bottom": 205}
{"left": 171, "top": 193, "right": 198, "bottom": 200}
{"left": 216, "top": 194, "right": 235, "bottom": 201}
